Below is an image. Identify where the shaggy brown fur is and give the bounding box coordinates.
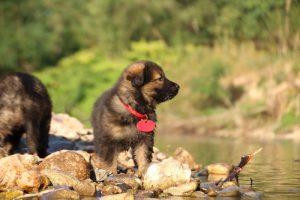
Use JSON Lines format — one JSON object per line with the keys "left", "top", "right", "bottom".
{"left": 0, "top": 72, "right": 52, "bottom": 157}
{"left": 91, "top": 61, "right": 179, "bottom": 175}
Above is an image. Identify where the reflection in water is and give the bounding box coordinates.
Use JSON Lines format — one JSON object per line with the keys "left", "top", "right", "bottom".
{"left": 156, "top": 135, "right": 300, "bottom": 200}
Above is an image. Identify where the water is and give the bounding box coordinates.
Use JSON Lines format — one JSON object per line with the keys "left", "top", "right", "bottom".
{"left": 156, "top": 135, "right": 300, "bottom": 200}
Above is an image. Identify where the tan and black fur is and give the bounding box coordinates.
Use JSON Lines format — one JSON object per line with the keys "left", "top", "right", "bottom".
{"left": 91, "top": 61, "right": 179, "bottom": 175}
{"left": 0, "top": 72, "right": 52, "bottom": 157}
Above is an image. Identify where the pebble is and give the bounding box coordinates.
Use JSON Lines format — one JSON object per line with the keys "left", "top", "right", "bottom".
{"left": 163, "top": 180, "right": 198, "bottom": 196}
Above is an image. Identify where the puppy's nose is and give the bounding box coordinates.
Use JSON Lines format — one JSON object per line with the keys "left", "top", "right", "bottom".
{"left": 172, "top": 83, "right": 180, "bottom": 92}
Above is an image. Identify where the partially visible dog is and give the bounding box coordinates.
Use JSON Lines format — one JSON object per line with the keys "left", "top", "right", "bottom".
{"left": 91, "top": 61, "right": 179, "bottom": 176}
{"left": 0, "top": 72, "right": 52, "bottom": 157}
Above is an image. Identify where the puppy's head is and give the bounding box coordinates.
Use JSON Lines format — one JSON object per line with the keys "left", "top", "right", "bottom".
{"left": 123, "top": 61, "right": 179, "bottom": 106}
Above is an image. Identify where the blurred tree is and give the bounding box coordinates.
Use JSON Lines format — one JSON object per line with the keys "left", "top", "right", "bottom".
{"left": 0, "top": 0, "right": 299, "bottom": 73}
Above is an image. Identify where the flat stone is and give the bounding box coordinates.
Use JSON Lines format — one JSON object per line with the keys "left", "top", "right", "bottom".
{"left": 41, "top": 188, "right": 80, "bottom": 199}
{"left": 41, "top": 169, "right": 95, "bottom": 196}
{"left": 206, "top": 163, "right": 233, "bottom": 175}
{"left": 163, "top": 180, "right": 198, "bottom": 196}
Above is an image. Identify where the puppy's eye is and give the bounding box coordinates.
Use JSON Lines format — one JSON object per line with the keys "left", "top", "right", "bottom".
{"left": 158, "top": 77, "right": 164, "bottom": 82}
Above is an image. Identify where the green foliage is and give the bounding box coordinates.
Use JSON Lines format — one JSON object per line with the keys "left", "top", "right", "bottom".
{"left": 192, "top": 61, "right": 230, "bottom": 110}
{"left": 1, "top": 0, "right": 300, "bottom": 72}
{"left": 35, "top": 49, "right": 126, "bottom": 123}
{"left": 276, "top": 111, "right": 300, "bottom": 133}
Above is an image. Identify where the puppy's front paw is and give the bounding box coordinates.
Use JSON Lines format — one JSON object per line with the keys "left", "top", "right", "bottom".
{"left": 137, "top": 164, "right": 150, "bottom": 178}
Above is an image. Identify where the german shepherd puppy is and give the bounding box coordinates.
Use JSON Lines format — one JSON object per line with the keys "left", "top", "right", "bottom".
{"left": 0, "top": 72, "right": 52, "bottom": 157}
{"left": 92, "top": 61, "right": 179, "bottom": 176}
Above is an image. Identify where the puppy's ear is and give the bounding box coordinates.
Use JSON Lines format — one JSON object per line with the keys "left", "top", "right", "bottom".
{"left": 127, "top": 74, "right": 144, "bottom": 87}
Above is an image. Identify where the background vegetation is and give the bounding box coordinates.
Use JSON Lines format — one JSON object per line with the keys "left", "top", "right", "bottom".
{"left": 1, "top": 0, "right": 300, "bottom": 135}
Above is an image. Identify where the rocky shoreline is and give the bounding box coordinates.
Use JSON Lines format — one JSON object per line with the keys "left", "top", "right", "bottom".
{"left": 0, "top": 113, "right": 262, "bottom": 199}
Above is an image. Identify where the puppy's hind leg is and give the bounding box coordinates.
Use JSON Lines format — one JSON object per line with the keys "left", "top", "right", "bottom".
{"left": 25, "top": 120, "right": 40, "bottom": 156}
{"left": 2, "top": 128, "right": 24, "bottom": 155}
{"left": 37, "top": 115, "right": 51, "bottom": 158}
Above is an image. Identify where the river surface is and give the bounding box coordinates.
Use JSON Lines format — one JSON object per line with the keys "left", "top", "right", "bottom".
{"left": 156, "top": 135, "right": 300, "bottom": 200}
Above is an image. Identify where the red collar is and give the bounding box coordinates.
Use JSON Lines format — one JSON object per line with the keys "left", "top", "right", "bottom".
{"left": 119, "top": 97, "right": 147, "bottom": 119}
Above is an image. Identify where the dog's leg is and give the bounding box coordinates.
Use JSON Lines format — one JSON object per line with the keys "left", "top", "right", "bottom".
{"left": 133, "top": 137, "right": 153, "bottom": 177}
{"left": 94, "top": 142, "right": 119, "bottom": 174}
{"left": 1, "top": 128, "right": 23, "bottom": 155}
{"left": 37, "top": 115, "right": 51, "bottom": 158}
{"left": 26, "top": 120, "right": 40, "bottom": 155}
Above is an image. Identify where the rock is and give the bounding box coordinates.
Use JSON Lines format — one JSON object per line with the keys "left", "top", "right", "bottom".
{"left": 0, "top": 190, "right": 23, "bottom": 199}
{"left": 191, "top": 191, "right": 207, "bottom": 198}
{"left": 117, "top": 151, "right": 135, "bottom": 168}
{"left": 221, "top": 181, "right": 237, "bottom": 188}
{"left": 156, "top": 152, "right": 168, "bottom": 161}
{"left": 16, "top": 169, "right": 49, "bottom": 192}
{"left": 207, "top": 174, "right": 227, "bottom": 182}
{"left": 50, "top": 113, "right": 89, "bottom": 141}
{"left": 75, "top": 141, "right": 94, "bottom": 151}
{"left": 93, "top": 168, "right": 110, "bottom": 182}
{"left": 153, "top": 147, "right": 160, "bottom": 153}
{"left": 75, "top": 150, "right": 92, "bottom": 163}
{"left": 217, "top": 186, "right": 241, "bottom": 197}
{"left": 41, "top": 169, "right": 95, "bottom": 196}
{"left": 0, "top": 154, "right": 39, "bottom": 189}
{"left": 104, "top": 174, "right": 141, "bottom": 191}
{"left": 199, "top": 182, "right": 217, "bottom": 192}
{"left": 207, "top": 188, "right": 217, "bottom": 197}
{"left": 143, "top": 158, "right": 191, "bottom": 190}
{"left": 173, "top": 147, "right": 199, "bottom": 170}
{"left": 239, "top": 186, "right": 263, "bottom": 199}
{"left": 242, "top": 191, "right": 264, "bottom": 199}
{"left": 47, "top": 136, "right": 75, "bottom": 153}
{"left": 163, "top": 180, "right": 198, "bottom": 196}
{"left": 206, "top": 163, "right": 233, "bottom": 175}
{"left": 135, "top": 190, "right": 159, "bottom": 199}
{"left": 41, "top": 188, "right": 80, "bottom": 199}
{"left": 101, "top": 184, "right": 123, "bottom": 195}
{"left": 100, "top": 192, "right": 134, "bottom": 200}
{"left": 39, "top": 151, "right": 90, "bottom": 181}
{"left": 194, "top": 168, "right": 208, "bottom": 176}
